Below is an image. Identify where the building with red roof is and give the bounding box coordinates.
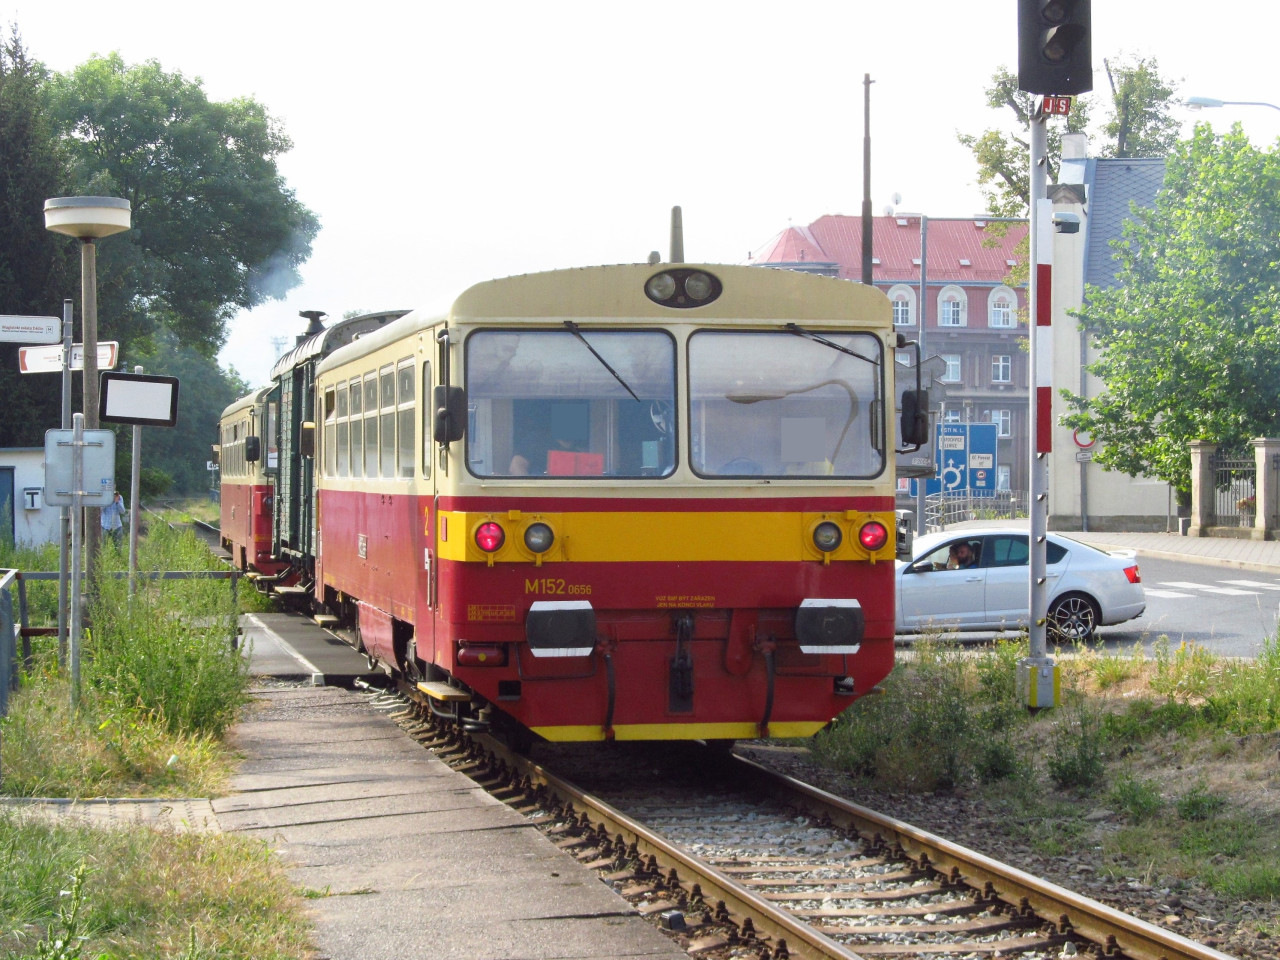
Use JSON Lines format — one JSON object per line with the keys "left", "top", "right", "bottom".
{"left": 750, "top": 214, "right": 1030, "bottom": 492}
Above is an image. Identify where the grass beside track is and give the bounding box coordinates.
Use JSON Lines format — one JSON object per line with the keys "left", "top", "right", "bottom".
{"left": 812, "top": 634, "right": 1280, "bottom": 933}
{"left": 0, "top": 504, "right": 313, "bottom": 959}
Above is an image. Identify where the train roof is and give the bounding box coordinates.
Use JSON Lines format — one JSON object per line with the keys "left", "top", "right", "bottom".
{"left": 268, "top": 309, "right": 411, "bottom": 381}
{"left": 313, "top": 263, "right": 891, "bottom": 378}
{"left": 219, "top": 384, "right": 274, "bottom": 421}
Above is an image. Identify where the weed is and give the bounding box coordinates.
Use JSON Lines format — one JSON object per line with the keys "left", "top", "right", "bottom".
{"left": 1107, "top": 774, "right": 1163, "bottom": 821}
{"left": 1176, "top": 785, "right": 1226, "bottom": 822}
{"left": 1045, "top": 697, "right": 1106, "bottom": 790}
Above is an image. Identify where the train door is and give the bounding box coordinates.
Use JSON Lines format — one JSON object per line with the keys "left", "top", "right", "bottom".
{"left": 417, "top": 353, "right": 437, "bottom": 665}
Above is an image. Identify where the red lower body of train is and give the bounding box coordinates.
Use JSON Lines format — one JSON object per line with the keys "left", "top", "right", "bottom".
{"left": 315, "top": 490, "right": 896, "bottom": 741}
{"left": 219, "top": 481, "right": 286, "bottom": 575}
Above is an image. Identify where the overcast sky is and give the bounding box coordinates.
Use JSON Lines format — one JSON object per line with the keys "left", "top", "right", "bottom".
{"left": 8, "top": 1, "right": 1279, "bottom": 387}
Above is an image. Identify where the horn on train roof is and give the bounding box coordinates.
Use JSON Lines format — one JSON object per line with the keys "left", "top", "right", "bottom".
{"left": 670, "top": 205, "right": 684, "bottom": 264}
{"left": 297, "top": 310, "right": 327, "bottom": 344}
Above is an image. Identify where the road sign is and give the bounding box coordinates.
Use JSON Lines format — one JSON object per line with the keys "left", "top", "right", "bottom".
{"left": 18, "top": 342, "right": 119, "bottom": 373}
{"left": 911, "top": 422, "right": 1000, "bottom": 496}
{"left": 1042, "top": 95, "right": 1072, "bottom": 116}
{"left": 43, "top": 428, "right": 116, "bottom": 506}
{"left": 0, "top": 315, "right": 61, "bottom": 344}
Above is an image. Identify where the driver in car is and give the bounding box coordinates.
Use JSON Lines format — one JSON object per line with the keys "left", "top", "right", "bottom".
{"left": 947, "top": 541, "right": 978, "bottom": 569}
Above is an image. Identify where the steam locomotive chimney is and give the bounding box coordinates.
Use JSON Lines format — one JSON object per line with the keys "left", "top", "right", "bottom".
{"left": 298, "top": 310, "right": 327, "bottom": 344}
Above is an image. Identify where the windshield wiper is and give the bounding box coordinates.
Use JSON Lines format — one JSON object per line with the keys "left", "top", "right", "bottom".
{"left": 564, "top": 321, "right": 641, "bottom": 402}
{"left": 786, "top": 323, "right": 879, "bottom": 367}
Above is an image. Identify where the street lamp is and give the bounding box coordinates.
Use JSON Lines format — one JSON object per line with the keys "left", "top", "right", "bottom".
{"left": 1184, "top": 96, "right": 1280, "bottom": 113}
{"left": 44, "top": 196, "right": 132, "bottom": 579}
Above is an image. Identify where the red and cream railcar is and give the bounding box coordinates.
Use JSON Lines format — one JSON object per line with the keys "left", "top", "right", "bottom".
{"left": 216, "top": 387, "right": 284, "bottom": 575}
{"left": 312, "top": 263, "right": 904, "bottom": 742}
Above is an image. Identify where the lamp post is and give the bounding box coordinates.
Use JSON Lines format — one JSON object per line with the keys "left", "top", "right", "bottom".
{"left": 44, "top": 196, "right": 132, "bottom": 584}
{"left": 1185, "top": 96, "right": 1280, "bottom": 113}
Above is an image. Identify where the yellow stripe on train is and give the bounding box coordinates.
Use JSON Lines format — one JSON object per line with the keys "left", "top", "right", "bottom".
{"left": 435, "top": 509, "right": 897, "bottom": 564}
{"left": 531, "top": 721, "right": 830, "bottom": 742}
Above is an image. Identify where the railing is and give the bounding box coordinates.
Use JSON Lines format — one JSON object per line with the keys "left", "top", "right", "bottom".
{"left": 922, "top": 490, "right": 1028, "bottom": 532}
{"left": 1209, "top": 450, "right": 1255, "bottom": 527}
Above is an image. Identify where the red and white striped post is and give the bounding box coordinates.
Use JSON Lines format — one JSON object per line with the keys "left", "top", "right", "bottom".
{"left": 1020, "top": 111, "right": 1061, "bottom": 709}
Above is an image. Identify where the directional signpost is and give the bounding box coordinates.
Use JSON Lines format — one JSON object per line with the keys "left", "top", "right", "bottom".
{"left": 0, "top": 315, "right": 60, "bottom": 344}
{"left": 18, "top": 342, "right": 119, "bottom": 374}
{"left": 911, "top": 422, "right": 1000, "bottom": 497}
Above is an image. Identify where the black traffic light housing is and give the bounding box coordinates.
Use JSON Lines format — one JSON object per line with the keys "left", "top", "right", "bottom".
{"left": 1017, "top": 0, "right": 1092, "bottom": 96}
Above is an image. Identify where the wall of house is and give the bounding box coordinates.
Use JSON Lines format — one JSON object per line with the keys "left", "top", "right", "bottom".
{"left": 1046, "top": 189, "right": 1172, "bottom": 531}
{"left": 0, "top": 448, "right": 66, "bottom": 548}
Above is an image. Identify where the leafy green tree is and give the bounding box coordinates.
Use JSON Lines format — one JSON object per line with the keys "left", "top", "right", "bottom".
{"left": 958, "top": 58, "right": 1178, "bottom": 217}
{"left": 0, "top": 27, "right": 78, "bottom": 446}
{"left": 1100, "top": 57, "right": 1181, "bottom": 160}
{"left": 957, "top": 67, "right": 1092, "bottom": 217}
{"left": 1062, "top": 125, "right": 1280, "bottom": 496}
{"left": 47, "top": 53, "right": 320, "bottom": 357}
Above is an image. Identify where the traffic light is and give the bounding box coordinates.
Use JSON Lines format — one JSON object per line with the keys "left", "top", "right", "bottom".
{"left": 1017, "top": 0, "right": 1092, "bottom": 96}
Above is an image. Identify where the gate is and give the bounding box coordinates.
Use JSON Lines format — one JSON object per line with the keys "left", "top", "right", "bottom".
{"left": 1209, "top": 449, "right": 1255, "bottom": 527}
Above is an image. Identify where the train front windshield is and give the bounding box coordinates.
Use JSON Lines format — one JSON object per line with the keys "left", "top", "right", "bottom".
{"left": 689, "top": 330, "right": 885, "bottom": 478}
{"left": 466, "top": 329, "right": 678, "bottom": 479}
{"left": 464, "top": 326, "right": 885, "bottom": 480}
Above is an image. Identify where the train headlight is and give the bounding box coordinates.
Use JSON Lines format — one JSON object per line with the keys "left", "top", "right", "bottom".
{"left": 684, "top": 271, "right": 714, "bottom": 301}
{"left": 812, "top": 521, "right": 843, "bottom": 553}
{"left": 646, "top": 272, "right": 678, "bottom": 301}
{"left": 858, "top": 521, "right": 889, "bottom": 552}
{"left": 475, "top": 521, "right": 506, "bottom": 553}
{"left": 523, "top": 522, "right": 555, "bottom": 554}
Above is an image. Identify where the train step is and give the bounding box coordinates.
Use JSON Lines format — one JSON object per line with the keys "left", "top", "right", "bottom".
{"left": 272, "top": 584, "right": 309, "bottom": 596}
{"left": 312, "top": 613, "right": 339, "bottom": 626}
{"left": 417, "top": 681, "right": 471, "bottom": 703}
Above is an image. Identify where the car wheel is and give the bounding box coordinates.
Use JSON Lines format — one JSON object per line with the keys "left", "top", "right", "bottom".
{"left": 1048, "top": 593, "right": 1100, "bottom": 643}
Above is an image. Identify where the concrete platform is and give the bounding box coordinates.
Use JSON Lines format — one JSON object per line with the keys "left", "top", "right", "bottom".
{"left": 219, "top": 614, "right": 686, "bottom": 960}
{"left": 241, "top": 611, "right": 382, "bottom": 686}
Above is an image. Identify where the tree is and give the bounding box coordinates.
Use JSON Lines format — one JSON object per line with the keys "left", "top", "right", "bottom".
{"left": 956, "top": 66, "right": 1092, "bottom": 218}
{"left": 47, "top": 53, "right": 320, "bottom": 357}
{"left": 1100, "top": 57, "right": 1181, "bottom": 160}
{"left": 0, "top": 27, "right": 78, "bottom": 446}
{"left": 1062, "top": 125, "right": 1280, "bottom": 496}
{"left": 958, "top": 58, "right": 1178, "bottom": 217}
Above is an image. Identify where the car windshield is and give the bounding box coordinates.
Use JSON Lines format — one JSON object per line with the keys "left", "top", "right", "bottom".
{"left": 687, "top": 330, "right": 885, "bottom": 478}
{"left": 465, "top": 328, "right": 677, "bottom": 479}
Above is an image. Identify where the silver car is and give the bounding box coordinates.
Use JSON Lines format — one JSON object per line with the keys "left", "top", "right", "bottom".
{"left": 895, "top": 528, "right": 1146, "bottom": 641}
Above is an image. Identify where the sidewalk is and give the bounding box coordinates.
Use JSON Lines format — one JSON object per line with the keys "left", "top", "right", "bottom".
{"left": 945, "top": 518, "right": 1280, "bottom": 574}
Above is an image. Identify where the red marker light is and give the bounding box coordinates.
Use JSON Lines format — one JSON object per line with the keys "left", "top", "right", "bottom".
{"left": 475, "top": 521, "right": 505, "bottom": 553}
{"left": 1124, "top": 564, "right": 1141, "bottom": 584}
{"left": 858, "top": 521, "right": 888, "bottom": 551}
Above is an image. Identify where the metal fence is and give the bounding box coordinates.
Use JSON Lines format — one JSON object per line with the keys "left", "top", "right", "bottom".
{"left": 922, "top": 490, "right": 1029, "bottom": 532}
{"left": 1209, "top": 449, "right": 1256, "bottom": 527}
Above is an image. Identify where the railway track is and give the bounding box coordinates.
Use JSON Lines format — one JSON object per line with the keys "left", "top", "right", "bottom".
{"left": 376, "top": 680, "right": 1235, "bottom": 960}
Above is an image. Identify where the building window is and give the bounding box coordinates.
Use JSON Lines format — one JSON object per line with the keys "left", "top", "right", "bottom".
{"left": 997, "top": 464, "right": 1011, "bottom": 490}
{"left": 938, "top": 285, "right": 966, "bottom": 326}
{"left": 992, "top": 355, "right": 1012, "bottom": 383}
{"left": 887, "top": 285, "right": 915, "bottom": 326}
{"left": 943, "top": 409, "right": 963, "bottom": 424}
{"left": 989, "top": 408, "right": 1011, "bottom": 437}
{"left": 989, "top": 285, "right": 1017, "bottom": 328}
{"left": 941, "top": 354, "right": 961, "bottom": 382}
{"left": 895, "top": 350, "right": 912, "bottom": 366}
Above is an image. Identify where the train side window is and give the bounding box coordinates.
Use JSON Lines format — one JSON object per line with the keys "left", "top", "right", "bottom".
{"left": 349, "top": 377, "right": 363, "bottom": 478}
{"left": 396, "top": 359, "right": 415, "bottom": 479}
{"left": 336, "top": 383, "right": 349, "bottom": 478}
{"left": 364, "top": 373, "right": 379, "bottom": 478}
{"left": 323, "top": 388, "right": 337, "bottom": 478}
{"left": 380, "top": 365, "right": 396, "bottom": 478}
